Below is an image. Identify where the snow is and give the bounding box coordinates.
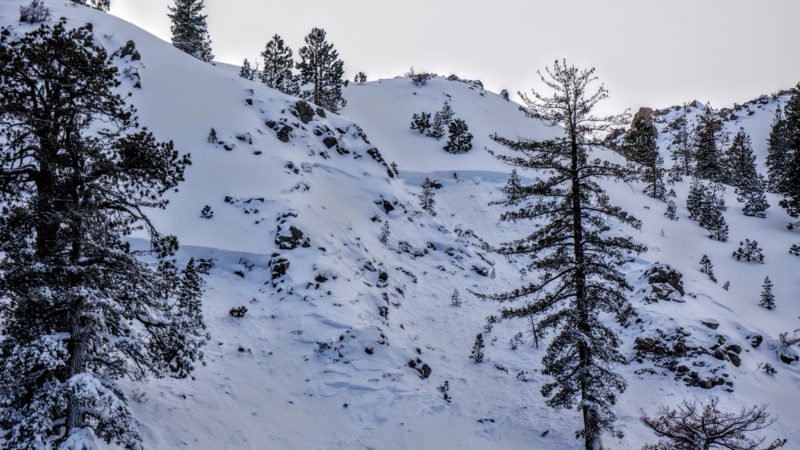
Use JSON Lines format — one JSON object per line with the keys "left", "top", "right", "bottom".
{"left": 1, "top": 1, "right": 798, "bottom": 449}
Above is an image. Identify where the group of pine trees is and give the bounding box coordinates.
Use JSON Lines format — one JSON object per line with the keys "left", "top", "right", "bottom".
{"left": 766, "top": 86, "right": 800, "bottom": 234}
{"left": 0, "top": 18, "right": 207, "bottom": 450}
{"left": 410, "top": 101, "right": 473, "bottom": 153}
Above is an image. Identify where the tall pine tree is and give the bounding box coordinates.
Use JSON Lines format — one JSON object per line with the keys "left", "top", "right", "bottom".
{"left": 260, "top": 34, "right": 299, "bottom": 96}
{"left": 724, "top": 129, "right": 769, "bottom": 217}
{"left": 668, "top": 104, "right": 694, "bottom": 178}
{"left": 765, "top": 106, "right": 789, "bottom": 193}
{"left": 480, "top": 61, "right": 645, "bottom": 449}
{"left": 0, "top": 21, "right": 205, "bottom": 449}
{"left": 624, "top": 117, "right": 664, "bottom": 199}
{"left": 168, "top": 0, "right": 214, "bottom": 62}
{"left": 297, "top": 28, "right": 345, "bottom": 112}
{"left": 693, "top": 105, "right": 725, "bottom": 182}
{"left": 777, "top": 84, "right": 800, "bottom": 228}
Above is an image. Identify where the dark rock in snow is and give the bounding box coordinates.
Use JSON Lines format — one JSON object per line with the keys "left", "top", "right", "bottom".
{"left": 295, "top": 100, "right": 315, "bottom": 124}
{"left": 701, "top": 319, "right": 720, "bottom": 330}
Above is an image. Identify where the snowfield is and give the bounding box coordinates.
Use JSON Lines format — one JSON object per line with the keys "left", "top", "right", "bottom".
{"left": 1, "top": 1, "right": 798, "bottom": 449}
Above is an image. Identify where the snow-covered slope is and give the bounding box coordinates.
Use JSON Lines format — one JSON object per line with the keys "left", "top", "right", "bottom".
{"left": 2, "top": 2, "right": 799, "bottom": 449}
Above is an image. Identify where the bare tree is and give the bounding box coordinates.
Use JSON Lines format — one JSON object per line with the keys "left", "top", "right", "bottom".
{"left": 640, "top": 398, "right": 786, "bottom": 450}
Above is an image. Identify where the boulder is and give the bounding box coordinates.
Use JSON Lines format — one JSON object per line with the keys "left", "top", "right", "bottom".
{"left": 641, "top": 263, "right": 685, "bottom": 303}
{"left": 631, "top": 107, "right": 654, "bottom": 128}
{"left": 295, "top": 100, "right": 315, "bottom": 124}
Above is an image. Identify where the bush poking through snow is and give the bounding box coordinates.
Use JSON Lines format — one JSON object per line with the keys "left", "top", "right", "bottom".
{"left": 438, "top": 380, "right": 451, "bottom": 403}
{"left": 200, "top": 205, "right": 213, "bottom": 219}
{"left": 450, "top": 289, "right": 462, "bottom": 307}
{"left": 640, "top": 398, "right": 786, "bottom": 450}
{"left": 229, "top": 306, "right": 248, "bottom": 318}
{"left": 777, "top": 331, "right": 800, "bottom": 365}
{"left": 732, "top": 239, "right": 765, "bottom": 263}
{"left": 759, "top": 277, "right": 775, "bottom": 310}
{"left": 410, "top": 112, "right": 431, "bottom": 134}
{"left": 19, "top": 0, "right": 50, "bottom": 24}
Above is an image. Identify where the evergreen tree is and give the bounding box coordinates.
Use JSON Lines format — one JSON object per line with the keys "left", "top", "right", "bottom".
{"left": 443, "top": 118, "right": 473, "bottom": 153}
{"left": 20, "top": 0, "right": 51, "bottom": 24}
{"left": 71, "top": 0, "right": 111, "bottom": 11}
{"left": 664, "top": 198, "right": 678, "bottom": 221}
{"left": 168, "top": 0, "right": 214, "bottom": 62}
{"left": 0, "top": 21, "right": 200, "bottom": 449}
{"left": 161, "top": 259, "right": 209, "bottom": 378}
{"left": 699, "top": 255, "right": 717, "bottom": 283}
{"left": 354, "top": 71, "right": 367, "bottom": 84}
{"left": 451, "top": 289, "right": 462, "bottom": 307}
{"left": 480, "top": 61, "right": 645, "bottom": 449}
{"left": 297, "top": 27, "right": 346, "bottom": 112}
{"left": 419, "top": 177, "right": 437, "bottom": 216}
{"left": 722, "top": 129, "right": 770, "bottom": 217}
{"left": 501, "top": 169, "right": 525, "bottom": 203}
{"left": 470, "top": 333, "right": 485, "bottom": 363}
{"left": 694, "top": 105, "right": 725, "bottom": 182}
{"left": 624, "top": 117, "right": 664, "bottom": 199}
{"left": 668, "top": 104, "right": 694, "bottom": 178}
{"left": 239, "top": 58, "right": 256, "bottom": 80}
{"left": 765, "top": 106, "right": 789, "bottom": 193}
{"left": 686, "top": 178, "right": 706, "bottom": 221}
{"left": 760, "top": 277, "right": 775, "bottom": 310}
{"left": 732, "top": 239, "right": 765, "bottom": 263}
{"left": 688, "top": 179, "right": 729, "bottom": 241}
{"left": 410, "top": 112, "right": 432, "bottom": 134}
{"left": 260, "top": 34, "right": 299, "bottom": 96}
{"left": 777, "top": 84, "right": 800, "bottom": 227}
{"left": 428, "top": 101, "right": 454, "bottom": 140}
{"left": 379, "top": 221, "right": 390, "bottom": 244}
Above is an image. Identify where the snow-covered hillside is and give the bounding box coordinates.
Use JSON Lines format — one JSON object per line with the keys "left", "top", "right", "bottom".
{"left": 1, "top": 2, "right": 798, "bottom": 449}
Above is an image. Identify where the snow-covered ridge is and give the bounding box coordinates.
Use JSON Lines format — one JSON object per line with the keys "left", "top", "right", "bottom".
{"left": 1, "top": 1, "right": 798, "bottom": 449}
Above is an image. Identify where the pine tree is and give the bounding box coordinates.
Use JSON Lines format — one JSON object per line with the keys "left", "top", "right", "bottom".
{"left": 777, "top": 84, "right": 800, "bottom": 227}
{"left": 624, "top": 117, "right": 664, "bottom": 199}
{"left": 297, "top": 28, "right": 346, "bottom": 112}
{"left": 410, "top": 112, "right": 432, "bottom": 134}
{"left": 260, "top": 34, "right": 299, "bottom": 96}
{"left": 168, "top": 0, "right": 214, "bottom": 62}
{"left": 686, "top": 178, "right": 706, "bottom": 221}
{"left": 379, "top": 221, "right": 390, "bottom": 244}
{"left": 0, "top": 21, "right": 201, "bottom": 449}
{"left": 239, "top": 58, "right": 257, "bottom": 80}
{"left": 760, "top": 277, "right": 775, "bottom": 310}
{"left": 161, "top": 259, "right": 210, "bottom": 378}
{"left": 428, "top": 101, "right": 454, "bottom": 140}
{"left": 419, "top": 177, "right": 437, "bottom": 216}
{"left": 71, "top": 0, "right": 111, "bottom": 11}
{"left": 700, "top": 255, "right": 717, "bottom": 282}
{"left": 765, "top": 106, "right": 789, "bottom": 193}
{"left": 694, "top": 105, "right": 725, "bottom": 182}
{"left": 451, "top": 289, "right": 462, "bottom": 307}
{"left": 689, "top": 179, "right": 729, "bottom": 241}
{"left": 664, "top": 198, "right": 678, "bottom": 221}
{"left": 443, "top": 118, "right": 473, "bottom": 153}
{"left": 501, "top": 169, "right": 525, "bottom": 203}
{"left": 668, "top": 104, "right": 694, "bottom": 178}
{"left": 732, "top": 239, "right": 765, "bottom": 263}
{"left": 354, "top": 71, "right": 367, "bottom": 84}
{"left": 479, "top": 61, "right": 645, "bottom": 449}
{"left": 470, "top": 333, "right": 485, "bottom": 363}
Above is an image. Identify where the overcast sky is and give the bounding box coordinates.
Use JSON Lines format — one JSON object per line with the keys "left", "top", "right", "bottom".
{"left": 110, "top": 0, "right": 800, "bottom": 114}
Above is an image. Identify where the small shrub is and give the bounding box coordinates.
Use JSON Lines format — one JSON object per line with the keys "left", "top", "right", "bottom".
{"left": 20, "top": 0, "right": 50, "bottom": 24}
{"left": 200, "top": 205, "right": 214, "bottom": 219}
{"left": 229, "top": 306, "right": 248, "bottom": 318}
{"left": 732, "top": 239, "right": 765, "bottom": 263}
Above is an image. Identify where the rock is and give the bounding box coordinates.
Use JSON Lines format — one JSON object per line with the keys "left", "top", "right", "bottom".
{"left": 315, "top": 107, "right": 326, "bottom": 118}
{"left": 118, "top": 40, "right": 141, "bottom": 60}
{"left": 748, "top": 334, "right": 763, "bottom": 348}
{"left": 641, "top": 263, "right": 685, "bottom": 302}
{"left": 270, "top": 256, "right": 290, "bottom": 279}
{"left": 419, "top": 363, "right": 432, "bottom": 379}
{"left": 322, "top": 136, "right": 338, "bottom": 149}
{"left": 382, "top": 199, "right": 395, "bottom": 214}
{"left": 727, "top": 352, "right": 741, "bottom": 367}
{"left": 713, "top": 349, "right": 726, "bottom": 360}
{"left": 631, "top": 107, "right": 654, "bottom": 128}
{"left": 725, "top": 344, "right": 742, "bottom": 354}
{"left": 276, "top": 124, "right": 293, "bottom": 142}
{"left": 295, "top": 100, "right": 315, "bottom": 124}
{"left": 275, "top": 225, "right": 310, "bottom": 250}
{"left": 701, "top": 319, "right": 719, "bottom": 330}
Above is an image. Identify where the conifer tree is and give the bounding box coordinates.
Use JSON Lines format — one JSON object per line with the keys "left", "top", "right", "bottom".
{"left": 451, "top": 289, "right": 462, "bottom": 307}
{"left": 722, "top": 129, "right": 770, "bottom": 217}
{"left": 664, "top": 198, "right": 678, "bottom": 221}
{"left": 760, "top": 277, "right": 775, "bottom": 310}
{"left": 260, "top": 34, "right": 299, "bottom": 96}
{"left": 20, "top": 0, "right": 51, "bottom": 23}
{"left": 71, "top": 0, "right": 111, "bottom": 11}
{"left": 668, "top": 104, "right": 694, "bottom": 178}
{"left": 354, "top": 71, "right": 367, "bottom": 84}
{"left": 160, "top": 259, "right": 209, "bottom": 378}
{"left": 428, "top": 101, "right": 454, "bottom": 140}
{"left": 239, "top": 57, "right": 257, "bottom": 80}
{"left": 624, "top": 117, "right": 664, "bottom": 198}
{"left": 0, "top": 21, "right": 201, "bottom": 449}
{"left": 694, "top": 105, "right": 725, "bottom": 182}
{"left": 419, "top": 177, "right": 437, "bottom": 216}
{"left": 470, "top": 333, "right": 485, "bottom": 363}
{"left": 410, "top": 112, "right": 432, "bottom": 134}
{"left": 297, "top": 27, "right": 345, "bottom": 112}
{"left": 168, "top": 0, "right": 214, "bottom": 62}
{"left": 479, "top": 61, "right": 645, "bottom": 449}
{"left": 765, "top": 106, "right": 789, "bottom": 193}
{"left": 501, "top": 169, "right": 524, "bottom": 203}
{"left": 379, "top": 221, "right": 390, "bottom": 244}
{"left": 776, "top": 84, "right": 800, "bottom": 227}
{"left": 700, "top": 255, "right": 717, "bottom": 282}
{"left": 688, "top": 179, "right": 729, "bottom": 241}
{"left": 443, "top": 118, "right": 473, "bottom": 153}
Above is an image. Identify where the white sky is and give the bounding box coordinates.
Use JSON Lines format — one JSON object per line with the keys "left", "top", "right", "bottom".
{"left": 110, "top": 0, "right": 800, "bottom": 114}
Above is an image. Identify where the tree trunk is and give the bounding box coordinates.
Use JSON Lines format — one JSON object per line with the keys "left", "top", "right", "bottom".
{"left": 65, "top": 299, "right": 85, "bottom": 437}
